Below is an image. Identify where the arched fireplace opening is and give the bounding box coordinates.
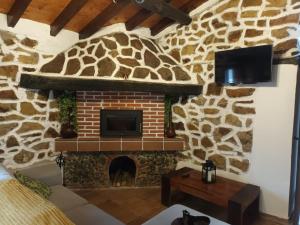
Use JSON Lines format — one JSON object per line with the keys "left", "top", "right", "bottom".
{"left": 109, "top": 156, "right": 136, "bottom": 187}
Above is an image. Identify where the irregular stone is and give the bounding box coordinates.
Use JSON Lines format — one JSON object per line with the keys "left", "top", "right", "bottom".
{"left": 76, "top": 42, "right": 87, "bottom": 48}
{"left": 13, "top": 150, "right": 34, "bottom": 164}
{"left": 246, "top": 119, "right": 253, "bottom": 128}
{"left": 83, "top": 56, "right": 96, "bottom": 64}
{"left": 191, "top": 96, "right": 207, "bottom": 106}
{"left": 65, "top": 58, "right": 81, "bottom": 75}
{"left": 206, "top": 83, "right": 223, "bottom": 96}
{"left": 135, "top": 52, "right": 141, "bottom": 60}
{"left": 202, "top": 124, "right": 211, "bottom": 133}
{"left": 193, "top": 64, "right": 203, "bottom": 73}
{"left": 174, "top": 122, "right": 185, "bottom": 130}
{"left": 6, "top": 136, "right": 19, "bottom": 147}
{"left": 208, "top": 154, "right": 226, "bottom": 170}
{"left": 242, "top": 0, "right": 262, "bottom": 6}
{"left": 204, "top": 117, "right": 221, "bottom": 125}
{"left": 233, "top": 105, "right": 256, "bottom": 114}
{"left": 40, "top": 53, "right": 65, "bottom": 73}
{"left": 0, "top": 90, "right": 17, "bottom": 100}
{"left": 173, "top": 106, "right": 186, "bottom": 118}
{"left": 17, "top": 122, "right": 44, "bottom": 134}
{"left": 211, "top": 19, "right": 226, "bottom": 29}
{"left": 225, "top": 114, "right": 242, "bottom": 127}
{"left": 131, "top": 39, "right": 143, "bottom": 50}
{"left": 144, "top": 50, "right": 160, "bottom": 68}
{"left": 213, "top": 127, "right": 232, "bottom": 142}
{"left": 237, "top": 130, "right": 253, "bottom": 152}
{"left": 173, "top": 66, "right": 190, "bottom": 81}
{"left": 201, "top": 136, "right": 214, "bottom": 148}
{"left": 2, "top": 53, "right": 14, "bottom": 62}
{"left": 38, "top": 153, "right": 45, "bottom": 159}
{"left": 217, "top": 98, "right": 228, "bottom": 108}
{"left": 0, "top": 31, "right": 16, "bottom": 45}
{"left": 271, "top": 27, "right": 290, "bottom": 39}
{"left": 182, "top": 44, "right": 197, "bottom": 55}
{"left": 194, "top": 149, "right": 206, "bottom": 160}
{"left": 203, "top": 108, "right": 220, "bottom": 114}
{"left": 44, "top": 127, "right": 59, "bottom": 138}
{"left": 245, "top": 38, "right": 273, "bottom": 46}
{"left": 121, "top": 48, "right": 133, "bottom": 56}
{"left": 37, "top": 90, "right": 49, "bottom": 101}
{"left": 22, "top": 67, "right": 35, "bottom": 72}
{"left": 216, "top": 0, "right": 240, "bottom": 13}
{"left": 80, "top": 66, "right": 95, "bottom": 76}
{"left": 270, "top": 14, "right": 299, "bottom": 26}
{"left": 0, "top": 103, "right": 16, "bottom": 112}
{"left": 187, "top": 122, "right": 198, "bottom": 131}
{"left": 21, "top": 37, "right": 38, "bottom": 48}
{"left": 115, "top": 66, "right": 132, "bottom": 79}
{"left": 32, "top": 142, "right": 50, "bottom": 151}
{"left": 267, "top": 0, "right": 287, "bottom": 7}
{"left": 218, "top": 144, "right": 233, "bottom": 151}
{"left": 102, "top": 38, "right": 117, "bottom": 49}
{"left": 230, "top": 158, "right": 249, "bottom": 172}
{"left": 261, "top": 10, "right": 281, "bottom": 17}
{"left": 274, "top": 39, "right": 297, "bottom": 54}
{"left": 158, "top": 68, "right": 173, "bottom": 81}
{"left": 0, "top": 123, "right": 18, "bottom": 136}
{"left": 245, "top": 29, "right": 263, "bottom": 37}
{"left": 95, "top": 44, "right": 106, "bottom": 58}
{"left": 226, "top": 88, "right": 255, "bottom": 98}
{"left": 0, "top": 114, "right": 24, "bottom": 121}
{"left": 257, "top": 20, "right": 266, "bottom": 27}
{"left": 141, "top": 39, "right": 159, "bottom": 53}
{"left": 68, "top": 49, "right": 77, "bottom": 57}
{"left": 241, "top": 11, "right": 258, "bottom": 18}
{"left": 97, "top": 57, "right": 116, "bottom": 77}
{"left": 117, "top": 57, "right": 140, "bottom": 67}
{"left": 113, "top": 33, "right": 129, "bottom": 46}
{"left": 159, "top": 55, "right": 176, "bottom": 65}
{"left": 226, "top": 137, "right": 238, "bottom": 146}
{"left": 49, "top": 112, "right": 59, "bottom": 121}
{"left": 170, "top": 49, "right": 181, "bottom": 62}
{"left": 228, "top": 30, "right": 242, "bottom": 43}
{"left": 201, "top": 12, "right": 213, "bottom": 20}
{"left": 20, "top": 102, "right": 42, "bottom": 115}
{"left": 0, "top": 65, "right": 18, "bottom": 81}
{"left": 132, "top": 67, "right": 150, "bottom": 79}
{"left": 18, "top": 52, "right": 39, "bottom": 64}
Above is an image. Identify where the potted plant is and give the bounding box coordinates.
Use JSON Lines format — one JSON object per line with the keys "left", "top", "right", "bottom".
{"left": 165, "top": 95, "right": 176, "bottom": 138}
{"left": 58, "top": 91, "right": 77, "bottom": 138}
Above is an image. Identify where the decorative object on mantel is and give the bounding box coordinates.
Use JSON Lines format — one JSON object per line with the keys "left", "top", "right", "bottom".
{"left": 202, "top": 160, "right": 216, "bottom": 184}
{"left": 171, "top": 210, "right": 210, "bottom": 225}
{"left": 58, "top": 91, "right": 77, "bottom": 138}
{"left": 56, "top": 152, "right": 65, "bottom": 185}
{"left": 165, "top": 95, "right": 176, "bottom": 138}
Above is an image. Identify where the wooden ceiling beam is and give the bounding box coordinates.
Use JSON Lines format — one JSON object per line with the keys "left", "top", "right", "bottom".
{"left": 7, "top": 0, "right": 32, "bottom": 27}
{"left": 131, "top": 0, "right": 191, "bottom": 26}
{"left": 151, "top": 0, "right": 202, "bottom": 36}
{"left": 79, "top": 0, "right": 130, "bottom": 39}
{"left": 50, "top": 0, "right": 88, "bottom": 36}
{"left": 125, "top": 9, "right": 153, "bottom": 31}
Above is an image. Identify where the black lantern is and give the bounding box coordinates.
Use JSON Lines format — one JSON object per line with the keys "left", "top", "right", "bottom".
{"left": 202, "top": 160, "right": 216, "bottom": 183}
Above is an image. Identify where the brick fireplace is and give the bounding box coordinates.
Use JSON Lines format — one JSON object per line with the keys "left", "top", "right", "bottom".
{"left": 55, "top": 90, "right": 184, "bottom": 188}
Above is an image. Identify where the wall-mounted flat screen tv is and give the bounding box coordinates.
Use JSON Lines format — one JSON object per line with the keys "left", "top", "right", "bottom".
{"left": 215, "top": 45, "right": 273, "bottom": 85}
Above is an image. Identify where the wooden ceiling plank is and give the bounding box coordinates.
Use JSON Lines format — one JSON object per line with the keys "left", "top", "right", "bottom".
{"left": 7, "top": 0, "right": 32, "bottom": 27}
{"left": 131, "top": 0, "right": 191, "bottom": 25}
{"left": 79, "top": 0, "right": 130, "bottom": 39}
{"left": 50, "top": 0, "right": 88, "bottom": 36}
{"left": 151, "top": 0, "right": 204, "bottom": 36}
{"left": 125, "top": 8, "right": 153, "bottom": 31}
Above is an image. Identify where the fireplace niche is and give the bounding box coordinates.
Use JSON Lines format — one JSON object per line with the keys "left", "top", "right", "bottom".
{"left": 109, "top": 156, "right": 136, "bottom": 187}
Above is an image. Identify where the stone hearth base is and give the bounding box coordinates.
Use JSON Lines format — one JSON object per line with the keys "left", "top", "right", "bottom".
{"left": 63, "top": 151, "right": 178, "bottom": 188}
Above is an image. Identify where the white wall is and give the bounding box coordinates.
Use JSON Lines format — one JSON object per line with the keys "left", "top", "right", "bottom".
{"left": 178, "top": 64, "right": 298, "bottom": 219}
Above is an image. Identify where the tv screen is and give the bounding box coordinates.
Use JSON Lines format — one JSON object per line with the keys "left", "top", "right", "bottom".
{"left": 215, "top": 45, "right": 273, "bottom": 85}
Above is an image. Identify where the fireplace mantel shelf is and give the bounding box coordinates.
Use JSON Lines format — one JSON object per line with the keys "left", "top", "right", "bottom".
{"left": 55, "top": 137, "right": 185, "bottom": 152}
{"left": 20, "top": 74, "right": 202, "bottom": 95}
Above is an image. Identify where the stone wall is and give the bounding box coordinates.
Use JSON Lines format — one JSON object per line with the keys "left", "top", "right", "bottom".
{"left": 0, "top": 30, "right": 60, "bottom": 168}
{"left": 158, "top": 0, "right": 300, "bottom": 174}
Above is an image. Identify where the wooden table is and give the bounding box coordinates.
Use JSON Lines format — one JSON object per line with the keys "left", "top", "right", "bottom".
{"left": 161, "top": 167, "right": 260, "bottom": 225}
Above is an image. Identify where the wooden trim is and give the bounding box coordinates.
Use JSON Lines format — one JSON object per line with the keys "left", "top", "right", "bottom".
{"left": 125, "top": 8, "right": 153, "bottom": 31}
{"left": 79, "top": 0, "right": 130, "bottom": 39}
{"left": 7, "top": 0, "right": 32, "bottom": 27}
{"left": 151, "top": 0, "right": 202, "bottom": 36}
{"left": 50, "top": 0, "right": 88, "bottom": 36}
{"left": 131, "top": 0, "right": 191, "bottom": 26}
{"left": 20, "top": 74, "right": 202, "bottom": 95}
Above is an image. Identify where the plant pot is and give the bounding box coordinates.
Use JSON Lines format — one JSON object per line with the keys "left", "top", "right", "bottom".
{"left": 165, "top": 123, "right": 176, "bottom": 138}
{"left": 60, "top": 123, "right": 77, "bottom": 138}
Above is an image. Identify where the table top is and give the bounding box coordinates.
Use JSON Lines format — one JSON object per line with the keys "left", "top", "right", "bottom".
{"left": 170, "top": 168, "right": 246, "bottom": 208}
{"left": 142, "top": 204, "right": 230, "bottom": 225}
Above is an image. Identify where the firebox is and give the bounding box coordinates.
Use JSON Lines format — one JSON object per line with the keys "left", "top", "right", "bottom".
{"left": 100, "top": 109, "right": 143, "bottom": 137}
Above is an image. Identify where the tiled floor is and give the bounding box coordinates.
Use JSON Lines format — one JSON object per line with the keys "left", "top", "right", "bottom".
{"left": 74, "top": 187, "right": 290, "bottom": 225}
